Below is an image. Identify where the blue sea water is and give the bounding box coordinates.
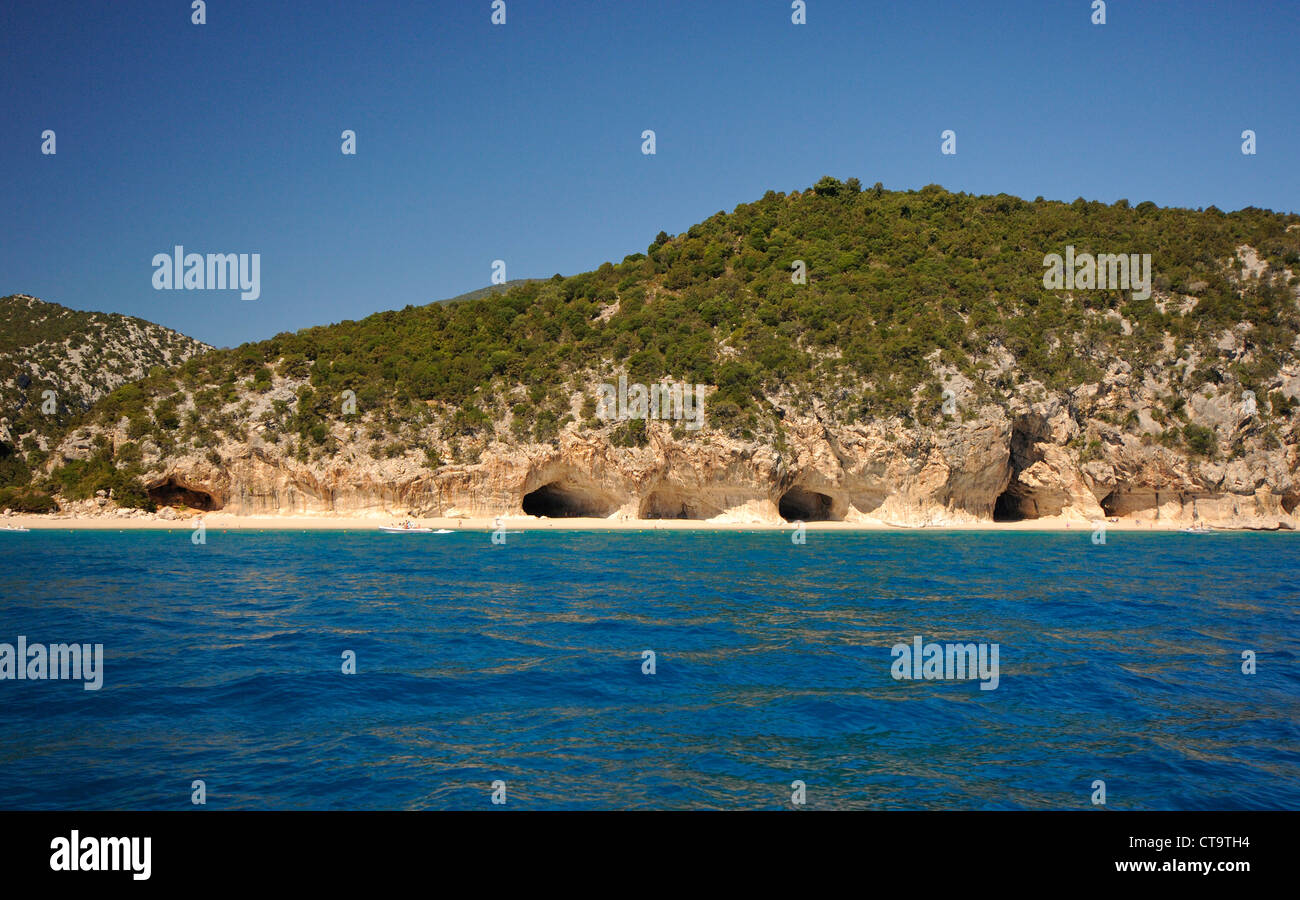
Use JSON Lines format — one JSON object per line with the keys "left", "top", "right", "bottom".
{"left": 0, "top": 528, "right": 1296, "bottom": 810}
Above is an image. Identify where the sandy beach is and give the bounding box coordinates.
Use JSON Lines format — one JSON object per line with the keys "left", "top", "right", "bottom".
{"left": 0, "top": 511, "right": 1256, "bottom": 533}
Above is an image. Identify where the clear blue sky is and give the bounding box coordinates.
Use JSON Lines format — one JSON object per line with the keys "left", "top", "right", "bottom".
{"left": 2, "top": 0, "right": 1296, "bottom": 348}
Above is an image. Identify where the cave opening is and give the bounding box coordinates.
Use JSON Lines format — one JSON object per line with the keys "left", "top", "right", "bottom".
{"left": 994, "top": 416, "right": 1048, "bottom": 522}
{"left": 1283, "top": 493, "right": 1299, "bottom": 516}
{"left": 778, "top": 486, "right": 834, "bottom": 522}
{"left": 148, "top": 478, "right": 220, "bottom": 511}
{"left": 993, "top": 489, "right": 1031, "bottom": 522}
{"left": 521, "top": 482, "right": 614, "bottom": 518}
{"left": 1100, "top": 491, "right": 1119, "bottom": 518}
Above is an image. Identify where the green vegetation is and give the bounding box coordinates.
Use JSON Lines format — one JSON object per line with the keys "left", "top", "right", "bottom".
{"left": 0, "top": 485, "right": 57, "bottom": 513}
{"left": 0, "top": 293, "right": 211, "bottom": 509}
{"left": 48, "top": 440, "right": 155, "bottom": 511}
{"left": 1183, "top": 423, "right": 1218, "bottom": 457}
{"left": 9, "top": 180, "right": 1300, "bottom": 506}
{"left": 0, "top": 440, "right": 55, "bottom": 511}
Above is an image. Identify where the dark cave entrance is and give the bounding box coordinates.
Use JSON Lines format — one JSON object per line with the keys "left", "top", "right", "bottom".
{"left": 521, "top": 482, "right": 615, "bottom": 518}
{"left": 994, "top": 415, "right": 1048, "bottom": 522}
{"left": 147, "top": 478, "right": 220, "bottom": 511}
{"left": 1100, "top": 491, "right": 1119, "bottom": 518}
{"left": 778, "top": 486, "right": 834, "bottom": 522}
{"left": 993, "top": 488, "right": 1031, "bottom": 522}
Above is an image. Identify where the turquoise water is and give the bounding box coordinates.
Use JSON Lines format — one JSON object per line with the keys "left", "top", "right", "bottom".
{"left": 0, "top": 529, "right": 1296, "bottom": 809}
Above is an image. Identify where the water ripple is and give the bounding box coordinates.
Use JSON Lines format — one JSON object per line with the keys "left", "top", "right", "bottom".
{"left": 0, "top": 530, "right": 1296, "bottom": 809}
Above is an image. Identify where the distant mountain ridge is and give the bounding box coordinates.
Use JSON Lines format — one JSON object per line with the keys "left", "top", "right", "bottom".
{"left": 0, "top": 294, "right": 211, "bottom": 509}
{"left": 433, "top": 279, "right": 542, "bottom": 306}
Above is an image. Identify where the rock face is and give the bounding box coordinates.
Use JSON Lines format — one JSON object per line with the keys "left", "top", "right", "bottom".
{"left": 83, "top": 376, "right": 1295, "bottom": 530}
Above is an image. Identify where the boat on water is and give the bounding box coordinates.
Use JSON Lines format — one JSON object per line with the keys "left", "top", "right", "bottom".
{"left": 0, "top": 525, "right": 30, "bottom": 533}
{"left": 379, "top": 522, "right": 436, "bottom": 533}
{"left": 1182, "top": 523, "right": 1214, "bottom": 534}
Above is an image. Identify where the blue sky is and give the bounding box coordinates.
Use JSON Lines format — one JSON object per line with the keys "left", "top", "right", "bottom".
{"left": 2, "top": 0, "right": 1297, "bottom": 348}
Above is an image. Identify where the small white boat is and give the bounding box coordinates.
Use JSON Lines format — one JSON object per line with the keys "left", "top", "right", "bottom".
{"left": 0, "top": 525, "right": 30, "bottom": 533}
{"left": 379, "top": 524, "right": 435, "bottom": 534}
{"left": 1181, "top": 524, "right": 1213, "bottom": 534}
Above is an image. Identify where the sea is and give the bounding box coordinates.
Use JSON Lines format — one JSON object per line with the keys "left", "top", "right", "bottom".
{"left": 0, "top": 528, "right": 1296, "bottom": 809}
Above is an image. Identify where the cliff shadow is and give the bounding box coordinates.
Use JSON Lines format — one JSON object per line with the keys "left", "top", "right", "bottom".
{"left": 993, "top": 489, "right": 1031, "bottom": 522}
{"left": 1099, "top": 489, "right": 1156, "bottom": 519}
{"left": 638, "top": 489, "right": 722, "bottom": 520}
{"left": 148, "top": 477, "right": 221, "bottom": 511}
{"left": 521, "top": 481, "right": 618, "bottom": 518}
{"left": 777, "top": 486, "right": 837, "bottom": 522}
{"left": 993, "top": 414, "right": 1052, "bottom": 521}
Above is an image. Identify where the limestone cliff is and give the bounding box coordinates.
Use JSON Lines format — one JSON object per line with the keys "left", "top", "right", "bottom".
{"left": 55, "top": 347, "right": 1299, "bottom": 529}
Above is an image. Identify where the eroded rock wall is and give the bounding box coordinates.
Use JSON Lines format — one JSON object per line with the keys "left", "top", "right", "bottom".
{"left": 100, "top": 394, "right": 1293, "bottom": 530}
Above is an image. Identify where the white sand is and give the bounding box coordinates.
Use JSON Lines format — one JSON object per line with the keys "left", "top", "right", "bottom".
{"left": 1, "top": 512, "right": 1226, "bottom": 533}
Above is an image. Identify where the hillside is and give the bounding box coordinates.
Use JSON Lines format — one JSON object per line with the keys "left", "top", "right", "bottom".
{"left": 0, "top": 294, "right": 212, "bottom": 511}
{"left": 433, "top": 279, "right": 542, "bottom": 306}
{"left": 26, "top": 180, "right": 1300, "bottom": 527}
